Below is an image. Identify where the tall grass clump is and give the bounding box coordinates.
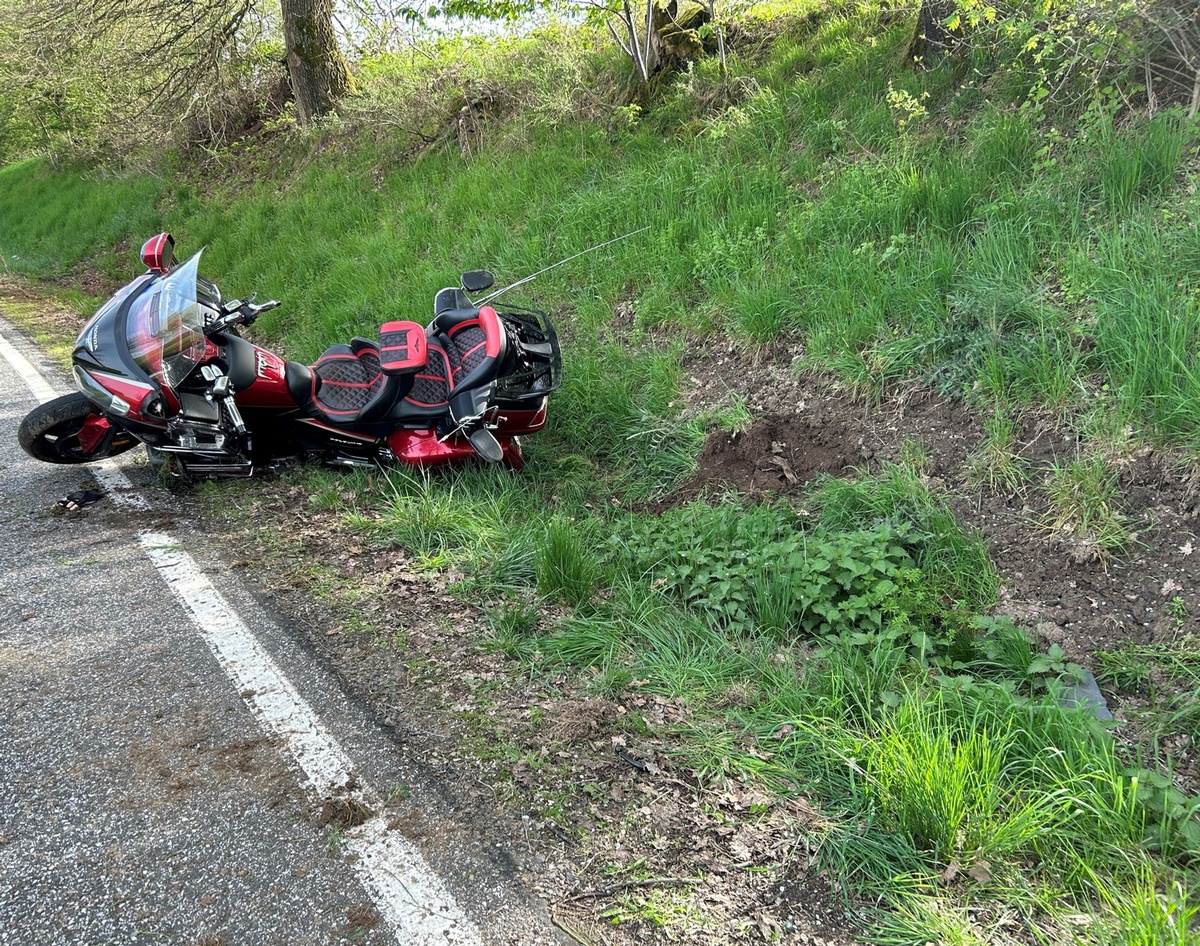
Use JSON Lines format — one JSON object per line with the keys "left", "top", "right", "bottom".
{"left": 1090, "top": 110, "right": 1192, "bottom": 215}
{"left": 966, "top": 412, "right": 1028, "bottom": 494}
{"left": 756, "top": 670, "right": 1199, "bottom": 943}
{"left": 1042, "top": 454, "right": 1131, "bottom": 554}
{"left": 1091, "top": 271, "right": 1200, "bottom": 445}
{"left": 535, "top": 517, "right": 600, "bottom": 607}
{"left": 547, "top": 337, "right": 704, "bottom": 498}
{"left": 361, "top": 465, "right": 540, "bottom": 565}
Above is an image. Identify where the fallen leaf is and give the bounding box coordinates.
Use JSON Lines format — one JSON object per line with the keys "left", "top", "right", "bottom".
{"left": 939, "top": 861, "right": 961, "bottom": 884}
{"left": 967, "top": 860, "right": 992, "bottom": 884}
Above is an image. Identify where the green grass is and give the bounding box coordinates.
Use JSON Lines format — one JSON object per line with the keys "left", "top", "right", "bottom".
{"left": 0, "top": 158, "right": 164, "bottom": 280}
{"left": 1041, "top": 454, "right": 1132, "bottom": 556}
{"left": 965, "top": 411, "right": 1028, "bottom": 494}
{"left": 488, "top": 467, "right": 1200, "bottom": 944}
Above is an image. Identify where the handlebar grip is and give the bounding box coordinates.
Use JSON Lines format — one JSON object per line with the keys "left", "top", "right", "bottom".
{"left": 243, "top": 300, "right": 281, "bottom": 327}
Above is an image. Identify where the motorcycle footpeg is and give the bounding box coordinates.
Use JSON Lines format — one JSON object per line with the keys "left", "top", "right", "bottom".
{"left": 467, "top": 427, "right": 504, "bottom": 463}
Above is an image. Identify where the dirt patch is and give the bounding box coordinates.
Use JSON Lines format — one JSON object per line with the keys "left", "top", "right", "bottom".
{"left": 676, "top": 348, "right": 1200, "bottom": 664}
{"left": 0, "top": 278, "right": 89, "bottom": 335}
{"left": 317, "top": 796, "right": 374, "bottom": 830}
{"left": 689, "top": 413, "right": 857, "bottom": 496}
{"left": 343, "top": 903, "right": 382, "bottom": 933}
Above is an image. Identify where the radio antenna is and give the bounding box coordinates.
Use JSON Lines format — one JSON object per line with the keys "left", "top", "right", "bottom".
{"left": 476, "top": 226, "right": 650, "bottom": 306}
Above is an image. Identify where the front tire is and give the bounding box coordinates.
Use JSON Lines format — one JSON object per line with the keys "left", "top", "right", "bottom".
{"left": 18, "top": 394, "right": 139, "bottom": 464}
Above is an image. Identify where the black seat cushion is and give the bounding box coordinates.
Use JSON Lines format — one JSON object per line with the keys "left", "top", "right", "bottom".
{"left": 404, "top": 344, "right": 452, "bottom": 409}
{"left": 308, "top": 343, "right": 386, "bottom": 421}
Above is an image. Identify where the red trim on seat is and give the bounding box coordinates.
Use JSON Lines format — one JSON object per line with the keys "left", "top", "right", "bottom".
{"left": 448, "top": 307, "right": 502, "bottom": 359}
{"left": 478, "top": 306, "right": 501, "bottom": 357}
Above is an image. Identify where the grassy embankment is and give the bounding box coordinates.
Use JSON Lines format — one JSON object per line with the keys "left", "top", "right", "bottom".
{"left": 3, "top": 3, "right": 1200, "bottom": 942}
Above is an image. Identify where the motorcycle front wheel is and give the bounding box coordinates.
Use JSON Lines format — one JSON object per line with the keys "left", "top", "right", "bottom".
{"left": 18, "top": 393, "right": 139, "bottom": 464}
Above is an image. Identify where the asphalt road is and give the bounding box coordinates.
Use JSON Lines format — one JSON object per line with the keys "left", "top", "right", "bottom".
{"left": 0, "top": 319, "right": 562, "bottom": 946}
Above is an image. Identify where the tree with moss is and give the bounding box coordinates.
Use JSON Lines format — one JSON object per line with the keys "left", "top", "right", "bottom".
{"left": 281, "top": 0, "right": 355, "bottom": 123}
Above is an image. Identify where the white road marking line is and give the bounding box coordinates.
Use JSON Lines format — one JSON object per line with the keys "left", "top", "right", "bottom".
{"left": 0, "top": 323, "right": 485, "bottom": 946}
{"left": 0, "top": 327, "right": 58, "bottom": 403}
{"left": 140, "top": 533, "right": 484, "bottom": 946}
{"left": 141, "top": 531, "right": 363, "bottom": 800}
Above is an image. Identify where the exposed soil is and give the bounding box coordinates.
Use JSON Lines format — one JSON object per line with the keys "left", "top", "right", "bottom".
{"left": 676, "top": 343, "right": 1200, "bottom": 663}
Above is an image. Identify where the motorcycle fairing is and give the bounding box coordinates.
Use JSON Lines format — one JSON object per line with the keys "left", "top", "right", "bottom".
{"left": 72, "top": 274, "right": 166, "bottom": 423}
{"left": 386, "top": 427, "right": 524, "bottom": 469}
{"left": 224, "top": 334, "right": 300, "bottom": 408}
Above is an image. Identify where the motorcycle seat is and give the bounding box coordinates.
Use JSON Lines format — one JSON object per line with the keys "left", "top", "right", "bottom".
{"left": 305, "top": 341, "right": 396, "bottom": 423}
{"left": 378, "top": 321, "right": 427, "bottom": 374}
{"left": 402, "top": 306, "right": 506, "bottom": 414}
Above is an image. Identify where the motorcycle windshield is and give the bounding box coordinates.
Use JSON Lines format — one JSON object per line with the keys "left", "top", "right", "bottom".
{"left": 126, "top": 251, "right": 207, "bottom": 390}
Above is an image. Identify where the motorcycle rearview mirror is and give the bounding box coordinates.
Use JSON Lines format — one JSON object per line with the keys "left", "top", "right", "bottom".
{"left": 460, "top": 270, "right": 494, "bottom": 294}
{"left": 140, "top": 232, "right": 175, "bottom": 274}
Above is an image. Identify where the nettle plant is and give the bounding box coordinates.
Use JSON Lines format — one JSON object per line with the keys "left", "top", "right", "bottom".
{"left": 611, "top": 503, "right": 978, "bottom": 668}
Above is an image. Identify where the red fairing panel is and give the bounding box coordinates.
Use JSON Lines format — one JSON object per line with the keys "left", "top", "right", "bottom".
{"left": 387, "top": 429, "right": 517, "bottom": 467}
{"left": 234, "top": 346, "right": 297, "bottom": 408}
{"left": 76, "top": 415, "right": 112, "bottom": 454}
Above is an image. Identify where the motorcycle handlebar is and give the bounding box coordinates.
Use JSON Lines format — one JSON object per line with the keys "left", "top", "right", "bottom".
{"left": 207, "top": 299, "right": 280, "bottom": 334}
{"left": 241, "top": 299, "right": 280, "bottom": 326}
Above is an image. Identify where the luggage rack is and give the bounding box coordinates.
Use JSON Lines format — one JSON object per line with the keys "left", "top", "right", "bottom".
{"left": 496, "top": 306, "right": 562, "bottom": 403}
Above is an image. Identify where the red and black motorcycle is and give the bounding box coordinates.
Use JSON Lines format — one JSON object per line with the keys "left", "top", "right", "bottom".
{"left": 18, "top": 233, "right": 561, "bottom": 477}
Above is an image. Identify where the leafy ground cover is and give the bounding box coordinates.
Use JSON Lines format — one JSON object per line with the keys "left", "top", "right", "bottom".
{"left": 4, "top": 1, "right": 1200, "bottom": 942}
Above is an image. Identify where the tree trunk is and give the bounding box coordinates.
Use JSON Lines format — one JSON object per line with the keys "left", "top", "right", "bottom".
{"left": 908, "top": 0, "right": 958, "bottom": 65}
{"left": 281, "top": 0, "right": 354, "bottom": 124}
